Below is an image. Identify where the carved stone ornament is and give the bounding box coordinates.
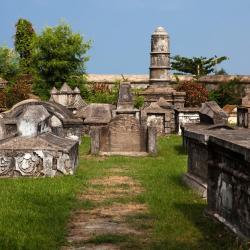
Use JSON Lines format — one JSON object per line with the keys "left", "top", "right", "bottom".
{"left": 0, "top": 156, "right": 13, "bottom": 176}
{"left": 15, "top": 152, "right": 43, "bottom": 176}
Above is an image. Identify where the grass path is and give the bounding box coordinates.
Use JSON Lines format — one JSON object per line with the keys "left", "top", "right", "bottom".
{"left": 62, "top": 136, "right": 243, "bottom": 250}
{"left": 63, "top": 168, "right": 152, "bottom": 249}
{"left": 0, "top": 136, "right": 245, "bottom": 249}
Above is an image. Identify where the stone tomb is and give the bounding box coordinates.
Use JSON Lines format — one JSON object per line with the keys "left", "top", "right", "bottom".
{"left": 0, "top": 99, "right": 83, "bottom": 143}
{"left": 75, "top": 103, "right": 115, "bottom": 134}
{"left": 182, "top": 101, "right": 232, "bottom": 198}
{"left": 90, "top": 115, "right": 157, "bottom": 156}
{"left": 141, "top": 97, "right": 174, "bottom": 135}
{"left": 0, "top": 105, "right": 78, "bottom": 177}
{"left": 174, "top": 107, "right": 200, "bottom": 135}
{"left": 206, "top": 130, "right": 250, "bottom": 238}
{"left": 50, "top": 82, "right": 87, "bottom": 113}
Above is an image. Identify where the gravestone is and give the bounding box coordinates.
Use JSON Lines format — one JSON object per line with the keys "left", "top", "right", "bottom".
{"left": 112, "top": 82, "right": 140, "bottom": 119}
{"left": 117, "top": 82, "right": 133, "bottom": 109}
{"left": 90, "top": 115, "right": 157, "bottom": 156}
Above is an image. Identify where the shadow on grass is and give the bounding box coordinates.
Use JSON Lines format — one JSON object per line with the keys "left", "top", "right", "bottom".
{"left": 173, "top": 144, "right": 186, "bottom": 156}
{"left": 171, "top": 202, "right": 241, "bottom": 250}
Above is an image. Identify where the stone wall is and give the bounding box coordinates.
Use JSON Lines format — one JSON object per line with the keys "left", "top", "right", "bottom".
{"left": 87, "top": 74, "right": 250, "bottom": 92}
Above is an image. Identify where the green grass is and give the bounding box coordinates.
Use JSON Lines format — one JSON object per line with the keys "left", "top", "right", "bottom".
{"left": 0, "top": 136, "right": 245, "bottom": 249}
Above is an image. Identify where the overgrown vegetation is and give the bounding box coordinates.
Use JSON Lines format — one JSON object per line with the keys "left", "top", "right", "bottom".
{"left": 133, "top": 89, "right": 145, "bottom": 109}
{"left": 208, "top": 78, "right": 244, "bottom": 107}
{"left": 176, "top": 81, "right": 208, "bottom": 107}
{"left": 0, "top": 136, "right": 244, "bottom": 249}
{"left": 86, "top": 82, "right": 119, "bottom": 104}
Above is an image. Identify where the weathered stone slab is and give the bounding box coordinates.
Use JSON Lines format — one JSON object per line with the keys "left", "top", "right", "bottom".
{"left": 199, "top": 101, "right": 228, "bottom": 124}
{"left": 112, "top": 82, "right": 140, "bottom": 119}
{"left": 182, "top": 124, "right": 235, "bottom": 198}
{"left": 206, "top": 131, "right": 250, "bottom": 239}
{"left": 117, "top": 82, "right": 133, "bottom": 110}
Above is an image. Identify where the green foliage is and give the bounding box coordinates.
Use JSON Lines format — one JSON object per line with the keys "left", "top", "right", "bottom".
{"left": 132, "top": 89, "right": 144, "bottom": 109}
{"left": 32, "top": 78, "right": 51, "bottom": 101}
{"left": 172, "top": 55, "right": 228, "bottom": 78}
{"left": 14, "top": 18, "right": 36, "bottom": 72}
{"left": 67, "top": 75, "right": 90, "bottom": 98}
{"left": 0, "top": 79, "right": 31, "bottom": 109}
{"left": 176, "top": 81, "right": 208, "bottom": 107}
{"left": 0, "top": 47, "right": 20, "bottom": 80}
{"left": 133, "top": 95, "right": 144, "bottom": 109}
{"left": 87, "top": 82, "right": 119, "bottom": 104}
{"left": 31, "top": 22, "right": 91, "bottom": 87}
{"left": 32, "top": 74, "right": 90, "bottom": 101}
{"left": 208, "top": 78, "right": 244, "bottom": 107}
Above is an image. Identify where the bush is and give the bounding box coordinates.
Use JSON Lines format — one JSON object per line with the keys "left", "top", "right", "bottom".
{"left": 0, "top": 47, "right": 20, "bottom": 80}
{"left": 132, "top": 89, "right": 144, "bottom": 109}
{"left": 208, "top": 78, "right": 244, "bottom": 107}
{"left": 176, "top": 81, "right": 208, "bottom": 107}
{"left": 87, "top": 82, "right": 119, "bottom": 104}
{"left": 0, "top": 79, "right": 31, "bottom": 109}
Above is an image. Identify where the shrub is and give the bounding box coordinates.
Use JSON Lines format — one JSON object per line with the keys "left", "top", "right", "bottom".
{"left": 208, "top": 78, "right": 244, "bottom": 107}
{"left": 176, "top": 81, "right": 208, "bottom": 107}
{"left": 0, "top": 79, "right": 31, "bottom": 109}
{"left": 132, "top": 89, "right": 144, "bottom": 109}
{"left": 87, "top": 82, "right": 119, "bottom": 104}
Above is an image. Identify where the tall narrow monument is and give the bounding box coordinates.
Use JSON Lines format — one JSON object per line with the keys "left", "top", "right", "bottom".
{"left": 149, "top": 27, "right": 171, "bottom": 85}
{"left": 142, "top": 26, "right": 185, "bottom": 108}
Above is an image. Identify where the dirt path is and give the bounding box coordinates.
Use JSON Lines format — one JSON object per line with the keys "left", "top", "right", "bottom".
{"left": 62, "top": 168, "right": 153, "bottom": 250}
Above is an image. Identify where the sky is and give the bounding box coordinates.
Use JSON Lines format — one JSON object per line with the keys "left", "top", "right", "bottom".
{"left": 1, "top": 0, "right": 250, "bottom": 75}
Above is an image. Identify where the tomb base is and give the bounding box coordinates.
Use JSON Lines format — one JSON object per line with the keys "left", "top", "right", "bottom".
{"left": 182, "top": 172, "right": 207, "bottom": 198}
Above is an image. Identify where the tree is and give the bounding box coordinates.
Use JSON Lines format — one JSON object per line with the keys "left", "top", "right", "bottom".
{"left": 32, "top": 23, "right": 91, "bottom": 86}
{"left": 14, "top": 18, "right": 35, "bottom": 72}
{"left": 171, "top": 55, "right": 228, "bottom": 78}
{"left": 0, "top": 47, "right": 20, "bottom": 80}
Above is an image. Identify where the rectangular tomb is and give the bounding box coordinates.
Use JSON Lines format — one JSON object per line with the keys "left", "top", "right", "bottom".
{"left": 206, "top": 131, "right": 250, "bottom": 238}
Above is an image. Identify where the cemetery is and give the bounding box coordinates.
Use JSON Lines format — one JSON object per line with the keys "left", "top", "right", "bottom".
{"left": 0, "top": 10, "right": 250, "bottom": 250}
